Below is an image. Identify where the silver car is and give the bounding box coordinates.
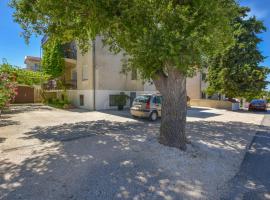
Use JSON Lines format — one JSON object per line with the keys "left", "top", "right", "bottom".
{"left": 130, "top": 94, "right": 162, "bottom": 121}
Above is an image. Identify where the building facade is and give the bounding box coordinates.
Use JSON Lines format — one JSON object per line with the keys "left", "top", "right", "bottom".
{"left": 24, "top": 56, "right": 41, "bottom": 71}
{"left": 42, "top": 37, "right": 206, "bottom": 110}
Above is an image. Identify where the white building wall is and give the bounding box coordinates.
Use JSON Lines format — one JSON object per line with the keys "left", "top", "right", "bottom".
{"left": 67, "top": 90, "right": 94, "bottom": 110}
{"left": 95, "top": 90, "right": 149, "bottom": 110}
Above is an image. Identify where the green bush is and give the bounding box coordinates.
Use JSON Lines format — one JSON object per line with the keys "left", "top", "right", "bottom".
{"left": 0, "top": 63, "right": 49, "bottom": 86}
{"left": 0, "top": 72, "right": 17, "bottom": 109}
{"left": 114, "top": 92, "right": 129, "bottom": 110}
{"left": 46, "top": 91, "right": 72, "bottom": 109}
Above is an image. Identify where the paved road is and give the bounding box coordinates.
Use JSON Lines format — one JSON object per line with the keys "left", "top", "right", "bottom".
{"left": 0, "top": 105, "right": 265, "bottom": 200}
{"left": 222, "top": 113, "right": 270, "bottom": 200}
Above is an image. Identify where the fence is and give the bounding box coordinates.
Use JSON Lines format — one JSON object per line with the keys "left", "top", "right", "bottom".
{"left": 190, "top": 99, "right": 234, "bottom": 110}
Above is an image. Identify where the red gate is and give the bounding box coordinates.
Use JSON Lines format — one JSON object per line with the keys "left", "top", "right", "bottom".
{"left": 14, "top": 86, "right": 34, "bottom": 103}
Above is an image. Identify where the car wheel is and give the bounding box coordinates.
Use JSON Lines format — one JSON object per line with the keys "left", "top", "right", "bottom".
{"left": 149, "top": 111, "right": 158, "bottom": 121}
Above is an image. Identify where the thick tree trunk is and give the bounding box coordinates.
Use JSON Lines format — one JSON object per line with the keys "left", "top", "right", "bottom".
{"left": 153, "top": 67, "right": 187, "bottom": 150}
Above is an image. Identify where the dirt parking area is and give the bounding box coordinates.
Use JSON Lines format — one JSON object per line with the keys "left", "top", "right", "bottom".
{"left": 0, "top": 105, "right": 268, "bottom": 200}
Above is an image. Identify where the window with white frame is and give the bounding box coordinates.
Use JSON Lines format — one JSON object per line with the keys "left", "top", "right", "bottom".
{"left": 82, "top": 65, "right": 89, "bottom": 80}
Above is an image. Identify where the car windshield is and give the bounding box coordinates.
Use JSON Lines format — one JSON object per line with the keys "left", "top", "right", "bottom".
{"left": 251, "top": 100, "right": 265, "bottom": 104}
{"left": 134, "top": 95, "right": 151, "bottom": 103}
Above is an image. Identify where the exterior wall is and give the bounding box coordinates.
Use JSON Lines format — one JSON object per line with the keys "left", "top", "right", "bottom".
{"left": 63, "top": 61, "right": 76, "bottom": 83}
{"left": 76, "top": 44, "right": 94, "bottom": 90}
{"left": 64, "top": 67, "right": 72, "bottom": 81}
{"left": 25, "top": 60, "right": 41, "bottom": 71}
{"left": 144, "top": 82, "right": 156, "bottom": 92}
{"left": 67, "top": 90, "right": 94, "bottom": 110}
{"left": 45, "top": 90, "right": 94, "bottom": 110}
{"left": 95, "top": 37, "right": 144, "bottom": 91}
{"left": 70, "top": 37, "right": 204, "bottom": 110}
{"left": 186, "top": 72, "right": 202, "bottom": 99}
{"left": 67, "top": 89, "right": 147, "bottom": 110}
{"left": 144, "top": 72, "right": 203, "bottom": 99}
{"left": 95, "top": 90, "right": 149, "bottom": 110}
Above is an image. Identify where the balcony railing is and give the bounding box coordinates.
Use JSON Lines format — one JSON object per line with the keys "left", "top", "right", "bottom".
{"left": 43, "top": 80, "right": 77, "bottom": 90}
{"left": 41, "top": 36, "right": 77, "bottom": 60}
{"left": 41, "top": 35, "right": 49, "bottom": 46}
{"left": 63, "top": 42, "right": 77, "bottom": 60}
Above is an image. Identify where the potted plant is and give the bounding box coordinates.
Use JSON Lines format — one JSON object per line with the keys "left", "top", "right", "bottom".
{"left": 115, "top": 92, "right": 129, "bottom": 110}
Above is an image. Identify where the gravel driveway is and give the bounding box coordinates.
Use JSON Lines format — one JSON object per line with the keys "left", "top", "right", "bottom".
{"left": 0, "top": 105, "right": 267, "bottom": 200}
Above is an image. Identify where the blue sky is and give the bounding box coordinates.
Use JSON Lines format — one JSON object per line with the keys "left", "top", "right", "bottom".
{"left": 0, "top": 0, "right": 269, "bottom": 70}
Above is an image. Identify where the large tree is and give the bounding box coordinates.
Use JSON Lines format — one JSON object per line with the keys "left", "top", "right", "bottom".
{"left": 206, "top": 7, "right": 269, "bottom": 101}
{"left": 11, "top": 0, "right": 238, "bottom": 150}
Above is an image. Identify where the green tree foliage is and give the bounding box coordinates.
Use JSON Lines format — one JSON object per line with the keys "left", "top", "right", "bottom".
{"left": 0, "top": 62, "right": 49, "bottom": 109}
{"left": 11, "top": 0, "right": 239, "bottom": 150}
{"left": 42, "top": 39, "right": 65, "bottom": 79}
{"left": 0, "top": 62, "right": 49, "bottom": 86}
{"left": 206, "top": 7, "right": 269, "bottom": 101}
{"left": 0, "top": 71, "right": 17, "bottom": 109}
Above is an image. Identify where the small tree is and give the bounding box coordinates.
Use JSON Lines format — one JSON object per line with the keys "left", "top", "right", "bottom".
{"left": 42, "top": 39, "right": 65, "bottom": 79}
{"left": 0, "top": 72, "right": 17, "bottom": 110}
{"left": 0, "top": 62, "right": 49, "bottom": 110}
{"left": 11, "top": 0, "right": 239, "bottom": 150}
{"left": 206, "top": 7, "right": 269, "bottom": 101}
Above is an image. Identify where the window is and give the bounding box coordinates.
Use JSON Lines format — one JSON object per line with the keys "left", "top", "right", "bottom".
{"left": 134, "top": 95, "right": 151, "bottom": 103}
{"left": 79, "top": 95, "right": 84, "bottom": 106}
{"left": 156, "top": 96, "right": 162, "bottom": 104}
{"left": 201, "top": 72, "right": 207, "bottom": 81}
{"left": 153, "top": 96, "right": 162, "bottom": 105}
{"left": 109, "top": 95, "right": 118, "bottom": 107}
{"left": 131, "top": 68, "right": 137, "bottom": 80}
{"left": 34, "top": 64, "right": 39, "bottom": 71}
{"left": 71, "top": 70, "right": 77, "bottom": 80}
{"left": 82, "top": 65, "right": 89, "bottom": 80}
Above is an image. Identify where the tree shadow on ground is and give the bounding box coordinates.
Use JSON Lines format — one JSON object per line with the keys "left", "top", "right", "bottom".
{"left": 0, "top": 137, "right": 6, "bottom": 143}
{"left": 3, "top": 104, "right": 53, "bottom": 114}
{"left": 187, "top": 107, "right": 222, "bottom": 118}
{"left": 221, "top": 130, "right": 270, "bottom": 200}
{"left": 1, "top": 120, "right": 269, "bottom": 200}
{"left": 99, "top": 107, "right": 221, "bottom": 120}
{"left": 0, "top": 119, "right": 20, "bottom": 127}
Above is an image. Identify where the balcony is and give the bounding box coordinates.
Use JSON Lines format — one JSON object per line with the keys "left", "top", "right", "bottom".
{"left": 63, "top": 42, "right": 77, "bottom": 60}
{"left": 41, "top": 36, "right": 77, "bottom": 60}
{"left": 43, "top": 80, "right": 77, "bottom": 90}
{"left": 41, "top": 35, "right": 49, "bottom": 46}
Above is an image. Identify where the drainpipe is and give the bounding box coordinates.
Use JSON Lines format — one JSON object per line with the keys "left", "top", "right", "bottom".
{"left": 199, "top": 71, "right": 202, "bottom": 99}
{"left": 92, "top": 40, "right": 96, "bottom": 110}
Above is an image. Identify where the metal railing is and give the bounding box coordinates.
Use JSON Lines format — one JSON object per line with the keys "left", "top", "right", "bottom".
{"left": 43, "top": 80, "right": 77, "bottom": 90}
{"left": 41, "top": 36, "right": 77, "bottom": 60}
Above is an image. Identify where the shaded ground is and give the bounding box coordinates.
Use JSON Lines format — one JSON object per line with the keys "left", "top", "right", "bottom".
{"left": 1, "top": 104, "right": 53, "bottom": 114}
{"left": 0, "top": 105, "right": 267, "bottom": 200}
{"left": 221, "top": 115, "right": 270, "bottom": 200}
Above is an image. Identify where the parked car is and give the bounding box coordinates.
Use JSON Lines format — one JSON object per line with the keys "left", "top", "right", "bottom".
{"left": 130, "top": 94, "right": 162, "bottom": 121}
{"left": 248, "top": 99, "right": 267, "bottom": 111}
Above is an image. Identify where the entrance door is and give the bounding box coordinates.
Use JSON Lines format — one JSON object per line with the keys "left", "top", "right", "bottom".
{"left": 130, "top": 92, "right": 136, "bottom": 107}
